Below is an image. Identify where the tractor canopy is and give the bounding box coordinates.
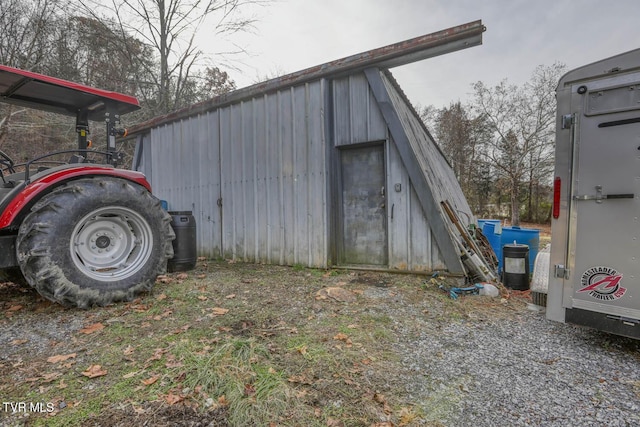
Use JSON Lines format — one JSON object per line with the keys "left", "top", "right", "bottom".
{"left": 0, "top": 65, "right": 140, "bottom": 121}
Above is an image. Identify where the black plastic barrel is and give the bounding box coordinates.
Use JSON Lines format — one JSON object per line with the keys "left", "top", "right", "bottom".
{"left": 502, "top": 243, "right": 530, "bottom": 290}
{"left": 167, "top": 211, "right": 197, "bottom": 272}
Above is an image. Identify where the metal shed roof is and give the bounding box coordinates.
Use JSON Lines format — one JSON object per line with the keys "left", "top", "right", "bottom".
{"left": 128, "top": 20, "right": 485, "bottom": 134}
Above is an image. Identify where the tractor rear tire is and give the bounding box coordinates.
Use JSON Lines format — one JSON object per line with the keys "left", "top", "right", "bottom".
{"left": 16, "top": 177, "right": 174, "bottom": 308}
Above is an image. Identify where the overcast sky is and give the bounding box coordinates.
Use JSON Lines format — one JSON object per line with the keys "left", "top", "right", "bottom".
{"left": 206, "top": 0, "right": 640, "bottom": 110}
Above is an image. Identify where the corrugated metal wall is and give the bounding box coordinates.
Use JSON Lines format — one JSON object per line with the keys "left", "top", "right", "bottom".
{"left": 137, "top": 71, "right": 451, "bottom": 272}
{"left": 138, "top": 80, "right": 329, "bottom": 267}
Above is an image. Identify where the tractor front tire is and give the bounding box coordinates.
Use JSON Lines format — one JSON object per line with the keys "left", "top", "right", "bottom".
{"left": 16, "top": 177, "right": 174, "bottom": 308}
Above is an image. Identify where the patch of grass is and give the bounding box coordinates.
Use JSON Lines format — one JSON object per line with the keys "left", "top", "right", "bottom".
{"left": 292, "top": 263, "right": 306, "bottom": 272}
{"left": 286, "top": 335, "right": 329, "bottom": 362}
{"left": 175, "top": 337, "right": 294, "bottom": 426}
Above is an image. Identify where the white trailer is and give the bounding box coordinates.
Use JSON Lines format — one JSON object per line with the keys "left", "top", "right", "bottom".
{"left": 543, "top": 48, "right": 640, "bottom": 339}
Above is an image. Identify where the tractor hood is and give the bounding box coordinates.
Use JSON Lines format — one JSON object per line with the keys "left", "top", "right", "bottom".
{"left": 0, "top": 65, "right": 140, "bottom": 121}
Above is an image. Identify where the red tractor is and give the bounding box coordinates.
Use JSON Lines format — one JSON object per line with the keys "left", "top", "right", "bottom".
{"left": 0, "top": 65, "right": 174, "bottom": 308}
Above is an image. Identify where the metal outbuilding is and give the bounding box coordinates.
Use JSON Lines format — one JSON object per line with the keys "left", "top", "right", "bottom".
{"left": 128, "top": 21, "right": 485, "bottom": 275}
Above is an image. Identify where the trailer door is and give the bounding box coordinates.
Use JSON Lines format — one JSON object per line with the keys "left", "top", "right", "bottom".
{"left": 570, "top": 81, "right": 640, "bottom": 318}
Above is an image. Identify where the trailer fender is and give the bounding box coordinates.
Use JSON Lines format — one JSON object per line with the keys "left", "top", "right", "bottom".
{"left": 0, "top": 167, "right": 152, "bottom": 230}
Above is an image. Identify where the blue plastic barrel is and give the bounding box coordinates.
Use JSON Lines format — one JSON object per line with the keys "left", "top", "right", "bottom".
{"left": 482, "top": 222, "right": 502, "bottom": 272}
{"left": 500, "top": 226, "right": 539, "bottom": 271}
{"left": 478, "top": 219, "right": 501, "bottom": 230}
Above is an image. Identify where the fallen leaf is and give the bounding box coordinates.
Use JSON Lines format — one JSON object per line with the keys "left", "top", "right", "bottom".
{"left": 156, "top": 276, "right": 174, "bottom": 284}
{"left": 164, "top": 393, "right": 184, "bottom": 405}
{"left": 47, "top": 353, "right": 77, "bottom": 364}
{"left": 373, "top": 393, "right": 393, "bottom": 414}
{"left": 374, "top": 392, "right": 387, "bottom": 404}
{"left": 197, "top": 295, "right": 208, "bottom": 301}
{"left": 210, "top": 307, "right": 229, "bottom": 316}
{"left": 172, "top": 325, "right": 190, "bottom": 334}
{"left": 333, "top": 333, "right": 349, "bottom": 341}
{"left": 79, "top": 323, "right": 105, "bottom": 335}
{"left": 123, "top": 345, "right": 135, "bottom": 356}
{"left": 287, "top": 375, "right": 312, "bottom": 384}
{"left": 156, "top": 293, "right": 167, "bottom": 301}
{"left": 225, "top": 294, "right": 236, "bottom": 299}
{"left": 57, "top": 379, "right": 68, "bottom": 389}
{"left": 218, "top": 395, "right": 229, "bottom": 406}
{"left": 244, "top": 383, "right": 256, "bottom": 396}
{"left": 10, "top": 339, "right": 28, "bottom": 346}
{"left": 42, "top": 372, "right": 62, "bottom": 383}
{"left": 327, "top": 418, "right": 344, "bottom": 427}
{"left": 123, "top": 371, "right": 138, "bottom": 379}
{"left": 132, "top": 304, "right": 150, "bottom": 312}
{"left": 82, "top": 365, "right": 107, "bottom": 378}
{"left": 316, "top": 287, "right": 356, "bottom": 302}
{"left": 7, "top": 304, "right": 23, "bottom": 312}
{"left": 176, "top": 273, "right": 189, "bottom": 280}
{"left": 142, "top": 376, "right": 159, "bottom": 386}
{"left": 145, "top": 348, "right": 167, "bottom": 364}
{"left": 296, "top": 346, "right": 308, "bottom": 356}
{"left": 398, "top": 407, "right": 419, "bottom": 426}
{"left": 196, "top": 274, "right": 207, "bottom": 279}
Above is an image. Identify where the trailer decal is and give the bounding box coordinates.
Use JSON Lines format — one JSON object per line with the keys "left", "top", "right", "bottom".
{"left": 578, "top": 266, "right": 627, "bottom": 301}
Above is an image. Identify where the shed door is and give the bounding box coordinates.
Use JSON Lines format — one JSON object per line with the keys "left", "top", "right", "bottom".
{"left": 570, "top": 86, "right": 640, "bottom": 315}
{"left": 340, "top": 144, "right": 387, "bottom": 265}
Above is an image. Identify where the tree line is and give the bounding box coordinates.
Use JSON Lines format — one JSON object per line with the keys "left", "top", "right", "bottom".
{"left": 421, "top": 63, "right": 566, "bottom": 225}
{"left": 0, "top": 0, "right": 249, "bottom": 161}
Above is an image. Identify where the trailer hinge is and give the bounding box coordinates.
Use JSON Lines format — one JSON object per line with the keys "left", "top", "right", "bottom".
{"left": 217, "top": 198, "right": 223, "bottom": 207}
{"left": 554, "top": 264, "right": 570, "bottom": 279}
{"left": 561, "top": 114, "right": 575, "bottom": 129}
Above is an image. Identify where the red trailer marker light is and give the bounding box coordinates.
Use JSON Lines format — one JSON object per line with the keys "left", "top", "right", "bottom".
{"left": 553, "top": 177, "right": 561, "bottom": 219}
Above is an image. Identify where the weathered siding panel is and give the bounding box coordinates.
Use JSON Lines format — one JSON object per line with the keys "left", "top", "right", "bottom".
{"left": 139, "top": 80, "right": 328, "bottom": 267}
{"left": 195, "top": 111, "right": 222, "bottom": 258}
{"left": 386, "top": 137, "right": 446, "bottom": 271}
{"left": 333, "top": 74, "right": 387, "bottom": 146}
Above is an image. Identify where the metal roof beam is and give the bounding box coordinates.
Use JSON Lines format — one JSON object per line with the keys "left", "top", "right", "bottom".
{"left": 129, "top": 20, "right": 484, "bottom": 134}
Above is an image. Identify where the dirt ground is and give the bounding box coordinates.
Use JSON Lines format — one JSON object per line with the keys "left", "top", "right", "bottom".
{"left": 0, "top": 257, "right": 541, "bottom": 427}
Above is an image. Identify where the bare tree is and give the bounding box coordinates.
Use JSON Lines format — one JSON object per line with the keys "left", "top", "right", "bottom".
{"left": 471, "top": 63, "right": 565, "bottom": 225}
{"left": 77, "top": 0, "right": 264, "bottom": 115}
{"left": 0, "top": 0, "right": 61, "bottom": 70}
{"left": 0, "top": 0, "right": 63, "bottom": 153}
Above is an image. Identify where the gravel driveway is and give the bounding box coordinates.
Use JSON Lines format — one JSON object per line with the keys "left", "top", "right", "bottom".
{"left": 383, "top": 293, "right": 640, "bottom": 427}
